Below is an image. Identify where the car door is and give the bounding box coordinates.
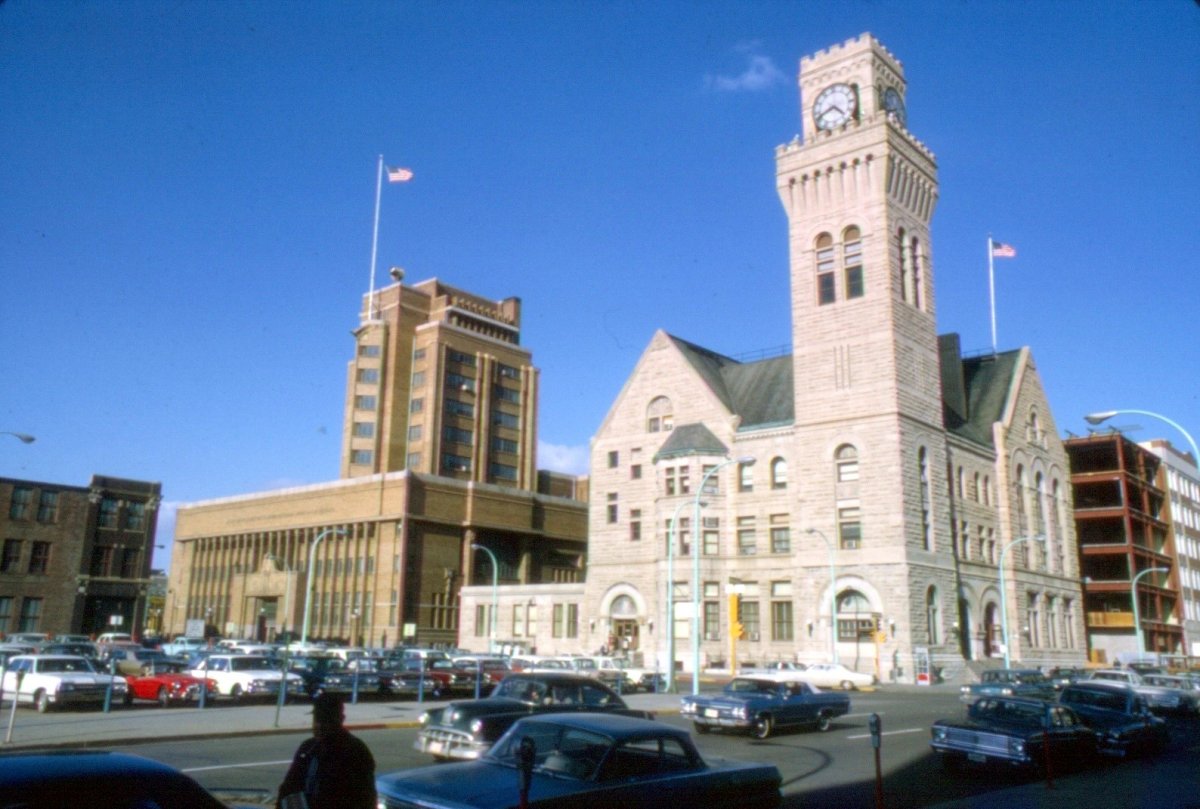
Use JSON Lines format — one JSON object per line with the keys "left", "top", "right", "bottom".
{"left": 778, "top": 682, "right": 814, "bottom": 728}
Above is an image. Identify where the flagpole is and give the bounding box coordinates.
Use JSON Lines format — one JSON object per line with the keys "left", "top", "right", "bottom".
{"left": 367, "top": 154, "right": 384, "bottom": 320}
{"left": 987, "top": 234, "right": 997, "bottom": 354}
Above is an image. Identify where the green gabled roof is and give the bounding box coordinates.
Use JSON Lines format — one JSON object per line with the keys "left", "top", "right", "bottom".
{"left": 942, "top": 348, "right": 1022, "bottom": 448}
{"left": 653, "top": 423, "right": 729, "bottom": 462}
{"left": 666, "top": 334, "right": 795, "bottom": 430}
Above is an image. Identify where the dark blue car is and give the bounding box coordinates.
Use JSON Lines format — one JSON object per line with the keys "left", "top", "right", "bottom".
{"left": 379, "top": 712, "right": 781, "bottom": 809}
{"left": 679, "top": 673, "right": 851, "bottom": 739}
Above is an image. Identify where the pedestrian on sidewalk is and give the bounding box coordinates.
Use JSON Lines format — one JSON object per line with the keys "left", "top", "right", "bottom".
{"left": 277, "top": 693, "right": 376, "bottom": 809}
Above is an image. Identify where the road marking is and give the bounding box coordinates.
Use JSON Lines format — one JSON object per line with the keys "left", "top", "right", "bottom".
{"left": 181, "top": 760, "right": 292, "bottom": 773}
{"left": 845, "top": 727, "right": 925, "bottom": 740}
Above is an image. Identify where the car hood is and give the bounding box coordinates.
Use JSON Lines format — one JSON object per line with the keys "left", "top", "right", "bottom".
{"left": 377, "top": 761, "right": 585, "bottom": 809}
{"left": 686, "top": 693, "right": 762, "bottom": 708}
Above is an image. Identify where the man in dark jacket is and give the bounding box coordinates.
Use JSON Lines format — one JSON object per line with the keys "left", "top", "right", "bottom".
{"left": 277, "top": 692, "right": 376, "bottom": 809}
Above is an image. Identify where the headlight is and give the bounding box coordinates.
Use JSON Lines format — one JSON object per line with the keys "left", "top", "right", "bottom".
{"left": 1008, "top": 739, "right": 1025, "bottom": 755}
{"left": 419, "top": 712, "right": 431, "bottom": 726}
{"left": 680, "top": 701, "right": 694, "bottom": 714}
{"left": 733, "top": 706, "right": 748, "bottom": 719}
{"left": 251, "top": 679, "right": 266, "bottom": 688}
{"left": 470, "top": 719, "right": 484, "bottom": 736}
{"left": 59, "top": 683, "right": 75, "bottom": 692}
{"left": 932, "top": 727, "right": 946, "bottom": 741}
{"left": 1000, "top": 687, "right": 1013, "bottom": 696}
{"left": 960, "top": 686, "right": 970, "bottom": 695}
{"left": 448, "top": 710, "right": 460, "bottom": 723}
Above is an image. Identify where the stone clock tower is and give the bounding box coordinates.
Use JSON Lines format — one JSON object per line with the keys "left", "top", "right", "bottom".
{"left": 778, "top": 33, "right": 948, "bottom": 555}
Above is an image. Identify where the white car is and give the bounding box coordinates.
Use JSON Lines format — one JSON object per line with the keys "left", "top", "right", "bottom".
{"left": 0, "top": 654, "right": 128, "bottom": 712}
{"left": 188, "top": 654, "right": 304, "bottom": 701}
{"left": 799, "top": 662, "right": 875, "bottom": 690}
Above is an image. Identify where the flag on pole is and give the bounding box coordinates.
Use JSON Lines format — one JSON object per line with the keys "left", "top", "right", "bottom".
{"left": 991, "top": 241, "right": 1016, "bottom": 258}
{"left": 386, "top": 166, "right": 414, "bottom": 183}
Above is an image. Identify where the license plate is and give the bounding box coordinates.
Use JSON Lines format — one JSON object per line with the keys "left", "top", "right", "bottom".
{"left": 967, "top": 753, "right": 987, "bottom": 763}
{"left": 704, "top": 709, "right": 719, "bottom": 718}
{"left": 426, "top": 740, "right": 445, "bottom": 755}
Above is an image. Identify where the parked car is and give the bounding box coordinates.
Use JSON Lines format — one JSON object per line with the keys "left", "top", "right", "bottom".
{"left": 680, "top": 673, "right": 850, "bottom": 739}
{"left": 37, "top": 641, "right": 101, "bottom": 662}
{"left": 102, "top": 643, "right": 174, "bottom": 676}
{"left": 188, "top": 654, "right": 305, "bottom": 701}
{"left": 415, "top": 673, "right": 652, "bottom": 761}
{"left": 0, "top": 749, "right": 270, "bottom": 808}
{"left": 930, "top": 695, "right": 1097, "bottom": 772}
{"left": 163, "top": 635, "right": 210, "bottom": 658}
{"left": 6, "top": 632, "right": 50, "bottom": 646}
{"left": 0, "top": 654, "right": 128, "bottom": 712}
{"left": 123, "top": 660, "right": 218, "bottom": 707}
{"left": 452, "top": 656, "right": 514, "bottom": 687}
{"left": 287, "top": 655, "right": 386, "bottom": 699}
{"left": 960, "top": 668, "right": 1056, "bottom": 703}
{"left": 54, "top": 634, "right": 94, "bottom": 644}
{"left": 380, "top": 712, "right": 782, "bottom": 809}
{"left": 559, "top": 656, "right": 628, "bottom": 689}
{"left": 798, "top": 662, "right": 875, "bottom": 690}
{"left": 1085, "top": 668, "right": 1197, "bottom": 715}
{"left": 1046, "top": 666, "right": 1088, "bottom": 690}
{"left": 1139, "top": 674, "right": 1200, "bottom": 712}
{"left": 1057, "top": 681, "right": 1169, "bottom": 758}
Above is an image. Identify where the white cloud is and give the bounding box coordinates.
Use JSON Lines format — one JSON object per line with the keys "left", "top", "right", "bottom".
{"left": 708, "top": 52, "right": 786, "bottom": 93}
{"left": 538, "top": 441, "right": 590, "bottom": 475}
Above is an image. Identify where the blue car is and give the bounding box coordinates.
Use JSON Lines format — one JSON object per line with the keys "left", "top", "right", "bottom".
{"left": 378, "top": 712, "right": 782, "bottom": 809}
{"left": 679, "top": 673, "right": 851, "bottom": 739}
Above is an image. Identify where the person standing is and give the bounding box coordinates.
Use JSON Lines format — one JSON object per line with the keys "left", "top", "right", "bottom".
{"left": 277, "top": 693, "right": 376, "bottom": 809}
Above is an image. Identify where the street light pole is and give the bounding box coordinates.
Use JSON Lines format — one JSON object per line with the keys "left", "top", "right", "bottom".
{"left": 691, "top": 456, "right": 754, "bottom": 695}
{"left": 999, "top": 534, "right": 1045, "bottom": 668}
{"left": 1131, "top": 566, "right": 1170, "bottom": 659}
{"left": 472, "top": 543, "right": 499, "bottom": 654}
{"left": 301, "top": 527, "right": 347, "bottom": 646}
{"left": 1085, "top": 410, "right": 1199, "bottom": 464}
{"left": 805, "top": 528, "right": 839, "bottom": 664}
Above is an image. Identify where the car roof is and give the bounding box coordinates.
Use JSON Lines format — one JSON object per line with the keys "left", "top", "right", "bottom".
{"left": 502, "top": 672, "right": 615, "bottom": 686}
{"left": 515, "top": 711, "right": 685, "bottom": 740}
{"left": 0, "top": 750, "right": 182, "bottom": 785}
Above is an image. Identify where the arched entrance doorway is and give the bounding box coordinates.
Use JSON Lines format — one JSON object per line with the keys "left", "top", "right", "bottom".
{"left": 609, "top": 595, "right": 640, "bottom": 654}
{"left": 983, "top": 602, "right": 1001, "bottom": 658}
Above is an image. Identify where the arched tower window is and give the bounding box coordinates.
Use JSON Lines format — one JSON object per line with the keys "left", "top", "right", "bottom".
{"left": 770, "top": 457, "right": 788, "bottom": 490}
{"left": 918, "top": 447, "right": 931, "bottom": 550}
{"left": 843, "top": 226, "right": 864, "bottom": 299}
{"left": 898, "top": 227, "right": 911, "bottom": 303}
{"left": 926, "top": 585, "right": 940, "bottom": 645}
{"left": 910, "top": 236, "right": 922, "bottom": 309}
{"left": 646, "top": 396, "right": 673, "bottom": 433}
{"left": 835, "top": 444, "right": 859, "bottom": 482}
{"left": 815, "top": 233, "right": 836, "bottom": 305}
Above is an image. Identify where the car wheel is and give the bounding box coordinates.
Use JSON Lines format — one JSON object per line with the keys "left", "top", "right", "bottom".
{"left": 840, "top": 680, "right": 855, "bottom": 691}
{"left": 693, "top": 721, "right": 710, "bottom": 734}
{"left": 816, "top": 711, "right": 832, "bottom": 732}
{"left": 752, "top": 714, "right": 773, "bottom": 740}
{"left": 158, "top": 687, "right": 170, "bottom": 708}
{"left": 230, "top": 684, "right": 243, "bottom": 702}
{"left": 34, "top": 690, "right": 50, "bottom": 714}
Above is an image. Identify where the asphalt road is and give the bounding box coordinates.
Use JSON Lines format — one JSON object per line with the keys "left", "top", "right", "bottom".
{"left": 97, "top": 689, "right": 1200, "bottom": 808}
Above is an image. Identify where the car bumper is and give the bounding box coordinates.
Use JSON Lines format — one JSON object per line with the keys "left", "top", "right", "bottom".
{"left": 414, "top": 729, "right": 489, "bottom": 760}
{"left": 931, "top": 742, "right": 1030, "bottom": 768}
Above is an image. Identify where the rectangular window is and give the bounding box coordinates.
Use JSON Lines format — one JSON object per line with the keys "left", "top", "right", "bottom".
{"left": 630, "top": 464, "right": 642, "bottom": 480}
{"left": 8, "top": 487, "right": 31, "bottom": 520}
{"left": 0, "top": 597, "right": 10, "bottom": 633}
{"left": 703, "top": 527, "right": 719, "bottom": 556}
{"left": 492, "top": 411, "right": 519, "bottom": 429}
{"left": 679, "top": 466, "right": 690, "bottom": 494}
{"left": 125, "top": 502, "right": 146, "bottom": 531}
{"left": 446, "top": 372, "right": 474, "bottom": 392}
{"left": 411, "top": 371, "right": 426, "bottom": 387}
{"left": 491, "top": 436, "right": 519, "bottom": 454}
{"left": 350, "top": 450, "right": 373, "bottom": 465}
{"left": 607, "top": 450, "right": 619, "bottom": 468}
{"left": 629, "top": 509, "right": 641, "bottom": 541}
{"left": 771, "top": 600, "right": 794, "bottom": 641}
{"left": 442, "top": 454, "right": 471, "bottom": 473}
{"left": 738, "top": 463, "right": 753, "bottom": 492}
{"left": 737, "top": 516, "right": 757, "bottom": 556}
{"left": 817, "top": 271, "right": 836, "bottom": 305}
{"left": 355, "top": 395, "right": 377, "bottom": 410}
{"left": 448, "top": 350, "right": 476, "bottom": 366}
{"left": 406, "top": 452, "right": 422, "bottom": 467}
{"left": 740, "top": 600, "right": 761, "bottom": 639}
{"left": 97, "top": 497, "right": 119, "bottom": 528}
{"left": 1, "top": 539, "right": 22, "bottom": 573}
{"left": 606, "top": 493, "right": 618, "bottom": 524}
{"left": 121, "top": 548, "right": 140, "bottom": 578}
{"left": 489, "top": 463, "right": 517, "bottom": 481}
{"left": 844, "top": 236, "right": 864, "bottom": 299}
{"left": 28, "top": 541, "right": 50, "bottom": 574}
{"left": 358, "top": 344, "right": 381, "bottom": 357}
{"left": 352, "top": 422, "right": 375, "bottom": 438}
{"left": 497, "top": 363, "right": 520, "bottom": 379}
{"left": 356, "top": 368, "right": 379, "bottom": 384}
{"left": 838, "top": 504, "right": 862, "bottom": 549}
{"left": 769, "top": 514, "right": 790, "bottom": 553}
{"left": 700, "top": 465, "right": 718, "bottom": 495}
{"left": 408, "top": 425, "right": 423, "bottom": 441}
{"left": 443, "top": 426, "right": 473, "bottom": 446}
{"left": 704, "top": 600, "right": 720, "bottom": 641}
{"left": 17, "top": 597, "right": 42, "bottom": 633}
{"left": 494, "top": 385, "right": 520, "bottom": 403}
{"left": 444, "top": 398, "right": 473, "bottom": 417}
{"left": 664, "top": 466, "right": 677, "bottom": 496}
{"left": 36, "top": 491, "right": 58, "bottom": 523}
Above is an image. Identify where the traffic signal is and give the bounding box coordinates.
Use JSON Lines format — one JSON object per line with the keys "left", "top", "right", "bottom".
{"left": 728, "top": 593, "right": 745, "bottom": 640}
{"left": 732, "top": 620, "right": 746, "bottom": 640}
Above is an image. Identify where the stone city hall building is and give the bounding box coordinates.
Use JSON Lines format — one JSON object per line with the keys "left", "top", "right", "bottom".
{"left": 165, "top": 277, "right": 587, "bottom": 647}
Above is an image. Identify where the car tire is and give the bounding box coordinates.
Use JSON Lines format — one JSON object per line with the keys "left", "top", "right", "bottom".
{"left": 230, "top": 684, "right": 243, "bottom": 702}
{"left": 693, "top": 721, "right": 710, "bottom": 734}
{"left": 840, "top": 680, "right": 855, "bottom": 691}
{"left": 816, "top": 711, "right": 832, "bottom": 732}
{"left": 158, "top": 687, "right": 170, "bottom": 708}
{"left": 751, "top": 714, "right": 773, "bottom": 740}
{"left": 34, "top": 690, "right": 50, "bottom": 714}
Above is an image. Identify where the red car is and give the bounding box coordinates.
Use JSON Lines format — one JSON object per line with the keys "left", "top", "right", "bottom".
{"left": 124, "top": 661, "right": 217, "bottom": 707}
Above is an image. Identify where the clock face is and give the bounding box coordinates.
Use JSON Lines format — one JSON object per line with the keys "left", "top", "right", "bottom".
{"left": 883, "top": 87, "right": 906, "bottom": 125}
{"left": 813, "top": 83, "right": 857, "bottom": 130}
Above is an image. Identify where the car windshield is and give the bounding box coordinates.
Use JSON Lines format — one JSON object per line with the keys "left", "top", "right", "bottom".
{"left": 728, "top": 678, "right": 778, "bottom": 695}
{"left": 37, "top": 658, "right": 97, "bottom": 673}
{"left": 230, "top": 657, "right": 275, "bottom": 671}
{"left": 972, "top": 700, "right": 1045, "bottom": 726}
{"left": 488, "top": 721, "right": 610, "bottom": 781}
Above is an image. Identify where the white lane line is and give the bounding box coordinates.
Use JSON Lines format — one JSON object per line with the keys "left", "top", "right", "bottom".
{"left": 181, "top": 760, "right": 292, "bottom": 773}
{"left": 845, "top": 728, "right": 925, "bottom": 740}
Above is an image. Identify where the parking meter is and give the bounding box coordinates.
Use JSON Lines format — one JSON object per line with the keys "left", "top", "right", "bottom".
{"left": 517, "top": 736, "right": 536, "bottom": 809}
{"left": 868, "top": 713, "right": 882, "bottom": 749}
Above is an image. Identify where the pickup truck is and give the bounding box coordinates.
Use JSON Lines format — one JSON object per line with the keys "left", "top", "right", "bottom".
{"left": 959, "top": 668, "right": 1056, "bottom": 703}
{"left": 680, "top": 672, "right": 850, "bottom": 739}
{"left": 162, "top": 636, "right": 209, "bottom": 658}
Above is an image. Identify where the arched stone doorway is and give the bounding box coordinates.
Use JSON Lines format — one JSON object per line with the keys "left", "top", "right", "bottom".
{"left": 983, "top": 602, "right": 1001, "bottom": 658}
{"left": 609, "top": 594, "right": 640, "bottom": 654}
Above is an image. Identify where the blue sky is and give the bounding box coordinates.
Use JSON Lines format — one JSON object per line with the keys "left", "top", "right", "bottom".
{"left": 3, "top": 1, "right": 1197, "bottom": 571}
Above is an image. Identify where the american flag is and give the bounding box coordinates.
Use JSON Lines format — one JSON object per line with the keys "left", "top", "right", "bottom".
{"left": 991, "top": 241, "right": 1016, "bottom": 258}
{"left": 387, "top": 166, "right": 414, "bottom": 183}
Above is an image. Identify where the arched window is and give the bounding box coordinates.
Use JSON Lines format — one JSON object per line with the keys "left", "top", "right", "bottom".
{"left": 926, "top": 586, "right": 940, "bottom": 645}
{"left": 972, "top": 472, "right": 981, "bottom": 502}
{"left": 815, "top": 233, "right": 836, "bottom": 305}
{"left": 610, "top": 595, "right": 637, "bottom": 617}
{"left": 956, "top": 466, "right": 965, "bottom": 498}
{"left": 843, "top": 226, "right": 864, "bottom": 299}
{"left": 910, "top": 236, "right": 922, "bottom": 309}
{"left": 1027, "top": 409, "right": 1042, "bottom": 445}
{"left": 1026, "top": 592, "right": 1041, "bottom": 647}
{"left": 1034, "top": 472, "right": 1047, "bottom": 537}
{"left": 836, "top": 589, "right": 872, "bottom": 642}
{"left": 646, "top": 396, "right": 673, "bottom": 433}
{"left": 770, "top": 457, "right": 788, "bottom": 490}
{"left": 1014, "top": 465, "right": 1029, "bottom": 535}
{"left": 898, "top": 227, "right": 911, "bottom": 303}
{"left": 918, "top": 448, "right": 931, "bottom": 550}
{"left": 982, "top": 475, "right": 992, "bottom": 506}
{"left": 835, "top": 444, "right": 859, "bottom": 482}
